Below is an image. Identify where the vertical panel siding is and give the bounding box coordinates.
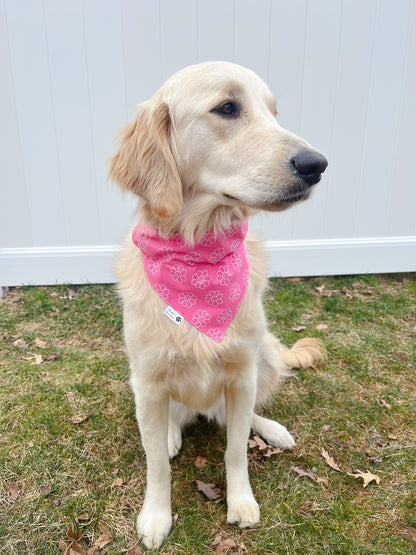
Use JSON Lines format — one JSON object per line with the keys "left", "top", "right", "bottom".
{"left": 1, "top": 0, "right": 415, "bottom": 281}
{"left": 387, "top": 0, "right": 416, "bottom": 236}
{"left": 121, "top": 0, "right": 162, "bottom": 117}
{"left": 83, "top": 0, "right": 132, "bottom": 244}
{"left": 5, "top": 0, "right": 66, "bottom": 246}
{"left": 197, "top": 0, "right": 234, "bottom": 62}
{"left": 355, "top": 0, "right": 410, "bottom": 238}
{"left": 0, "top": 0, "right": 31, "bottom": 247}
{"left": 324, "top": 0, "right": 377, "bottom": 239}
{"left": 44, "top": 0, "right": 99, "bottom": 245}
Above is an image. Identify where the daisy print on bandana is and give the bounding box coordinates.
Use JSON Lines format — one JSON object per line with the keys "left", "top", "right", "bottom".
{"left": 133, "top": 221, "right": 249, "bottom": 342}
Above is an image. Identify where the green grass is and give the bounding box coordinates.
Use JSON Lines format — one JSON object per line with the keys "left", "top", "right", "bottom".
{"left": 0, "top": 275, "right": 415, "bottom": 554}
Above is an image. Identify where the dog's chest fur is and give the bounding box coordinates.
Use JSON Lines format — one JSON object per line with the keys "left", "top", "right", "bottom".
{"left": 118, "top": 230, "right": 269, "bottom": 407}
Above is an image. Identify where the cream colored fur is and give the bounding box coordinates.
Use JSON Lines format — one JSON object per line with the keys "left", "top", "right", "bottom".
{"left": 110, "top": 61, "right": 326, "bottom": 549}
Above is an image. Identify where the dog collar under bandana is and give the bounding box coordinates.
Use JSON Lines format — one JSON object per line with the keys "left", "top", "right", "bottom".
{"left": 132, "top": 221, "right": 249, "bottom": 342}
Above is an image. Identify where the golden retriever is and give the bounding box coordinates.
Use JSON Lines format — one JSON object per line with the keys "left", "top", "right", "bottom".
{"left": 109, "top": 61, "right": 327, "bottom": 549}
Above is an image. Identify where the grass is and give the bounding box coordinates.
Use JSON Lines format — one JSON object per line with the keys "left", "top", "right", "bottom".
{"left": 0, "top": 274, "right": 415, "bottom": 554}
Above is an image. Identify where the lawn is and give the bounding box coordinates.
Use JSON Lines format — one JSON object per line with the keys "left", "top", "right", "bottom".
{"left": 0, "top": 274, "right": 415, "bottom": 554}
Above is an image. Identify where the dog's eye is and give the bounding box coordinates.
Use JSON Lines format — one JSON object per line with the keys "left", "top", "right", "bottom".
{"left": 212, "top": 101, "right": 240, "bottom": 118}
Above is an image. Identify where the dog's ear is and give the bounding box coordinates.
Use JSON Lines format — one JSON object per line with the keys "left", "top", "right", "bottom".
{"left": 108, "top": 100, "right": 183, "bottom": 221}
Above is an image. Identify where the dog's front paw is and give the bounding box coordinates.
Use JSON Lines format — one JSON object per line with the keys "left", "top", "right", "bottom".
{"left": 137, "top": 506, "right": 172, "bottom": 550}
{"left": 256, "top": 418, "right": 296, "bottom": 450}
{"left": 227, "top": 495, "right": 260, "bottom": 528}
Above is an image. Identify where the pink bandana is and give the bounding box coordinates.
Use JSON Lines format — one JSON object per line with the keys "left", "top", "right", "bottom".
{"left": 132, "top": 221, "right": 249, "bottom": 342}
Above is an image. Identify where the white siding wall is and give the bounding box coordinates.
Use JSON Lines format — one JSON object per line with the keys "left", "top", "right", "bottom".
{"left": 1, "top": 0, "right": 415, "bottom": 286}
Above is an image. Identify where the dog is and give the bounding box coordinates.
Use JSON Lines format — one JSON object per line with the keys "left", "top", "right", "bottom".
{"left": 109, "top": 61, "right": 327, "bottom": 549}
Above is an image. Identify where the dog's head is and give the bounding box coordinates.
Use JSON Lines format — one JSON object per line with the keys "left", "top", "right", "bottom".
{"left": 109, "top": 62, "right": 327, "bottom": 229}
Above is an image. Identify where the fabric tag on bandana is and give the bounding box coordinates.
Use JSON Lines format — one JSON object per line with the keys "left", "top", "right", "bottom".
{"left": 164, "top": 305, "right": 184, "bottom": 325}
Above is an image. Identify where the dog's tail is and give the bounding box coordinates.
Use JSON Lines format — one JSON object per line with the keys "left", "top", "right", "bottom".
{"left": 280, "top": 337, "right": 327, "bottom": 369}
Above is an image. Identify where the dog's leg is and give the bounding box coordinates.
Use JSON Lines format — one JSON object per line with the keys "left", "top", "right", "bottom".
{"left": 168, "top": 400, "right": 197, "bottom": 458}
{"left": 224, "top": 374, "right": 260, "bottom": 528}
{"left": 131, "top": 377, "right": 172, "bottom": 549}
{"left": 252, "top": 332, "right": 325, "bottom": 449}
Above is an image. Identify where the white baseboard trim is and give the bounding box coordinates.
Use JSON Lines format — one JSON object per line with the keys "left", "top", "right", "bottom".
{"left": 0, "top": 245, "right": 118, "bottom": 287}
{"left": 266, "top": 236, "right": 416, "bottom": 277}
{"left": 0, "top": 236, "right": 415, "bottom": 287}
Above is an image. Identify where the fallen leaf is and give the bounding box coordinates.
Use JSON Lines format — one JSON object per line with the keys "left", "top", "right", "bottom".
{"left": 45, "top": 353, "right": 60, "bottom": 362}
{"left": 68, "top": 527, "right": 83, "bottom": 541}
{"left": 301, "top": 313, "right": 314, "bottom": 320}
{"left": 31, "top": 354, "right": 44, "bottom": 365}
{"left": 76, "top": 513, "right": 90, "bottom": 523}
{"left": 126, "top": 547, "right": 145, "bottom": 555}
{"left": 211, "top": 533, "right": 237, "bottom": 554}
{"left": 341, "top": 287, "right": 354, "bottom": 299}
{"left": 388, "top": 433, "right": 398, "bottom": 440}
{"left": 60, "top": 288, "right": 78, "bottom": 300}
{"left": 292, "top": 325, "right": 306, "bottom": 332}
{"left": 321, "top": 448, "right": 342, "bottom": 472}
{"left": 291, "top": 465, "right": 329, "bottom": 487}
{"left": 127, "top": 546, "right": 145, "bottom": 555}
{"left": 93, "top": 529, "right": 113, "bottom": 549}
{"left": 38, "top": 484, "right": 52, "bottom": 496}
{"left": 196, "top": 480, "right": 222, "bottom": 501}
{"left": 71, "top": 414, "right": 89, "bottom": 425}
{"left": 263, "top": 445, "right": 283, "bottom": 457}
{"left": 287, "top": 277, "right": 304, "bottom": 282}
{"left": 316, "top": 285, "right": 341, "bottom": 297}
{"left": 194, "top": 456, "right": 208, "bottom": 468}
{"left": 316, "top": 324, "right": 328, "bottom": 330}
{"left": 34, "top": 337, "right": 47, "bottom": 348}
{"left": 61, "top": 528, "right": 86, "bottom": 555}
{"left": 321, "top": 424, "right": 331, "bottom": 432}
{"left": 369, "top": 427, "right": 385, "bottom": 447}
{"left": 365, "top": 451, "right": 383, "bottom": 464}
{"left": 248, "top": 435, "right": 284, "bottom": 461}
{"left": 7, "top": 480, "right": 19, "bottom": 501}
{"left": 248, "top": 434, "right": 268, "bottom": 451}
{"left": 13, "top": 338, "right": 28, "bottom": 348}
{"left": 349, "top": 469, "right": 380, "bottom": 487}
{"left": 377, "top": 399, "right": 392, "bottom": 410}
{"left": 399, "top": 527, "right": 416, "bottom": 543}
{"left": 68, "top": 544, "right": 86, "bottom": 555}
{"left": 111, "top": 477, "right": 123, "bottom": 488}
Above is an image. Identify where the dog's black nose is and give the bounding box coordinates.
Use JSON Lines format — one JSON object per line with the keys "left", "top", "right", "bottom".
{"left": 291, "top": 151, "right": 328, "bottom": 186}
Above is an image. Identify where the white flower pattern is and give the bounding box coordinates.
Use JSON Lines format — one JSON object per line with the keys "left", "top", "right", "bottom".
{"left": 147, "top": 257, "right": 161, "bottom": 275}
{"left": 191, "top": 269, "right": 212, "bottom": 289}
{"left": 184, "top": 252, "right": 202, "bottom": 266}
{"left": 192, "top": 309, "right": 211, "bottom": 327}
{"left": 217, "top": 308, "right": 233, "bottom": 325}
{"left": 201, "top": 231, "right": 216, "bottom": 246}
{"left": 209, "top": 248, "right": 226, "bottom": 264}
{"left": 158, "top": 245, "right": 174, "bottom": 260}
{"left": 216, "top": 266, "right": 232, "bottom": 286}
{"left": 205, "top": 290, "right": 224, "bottom": 306}
{"left": 170, "top": 264, "right": 187, "bottom": 283}
{"left": 231, "top": 252, "right": 243, "bottom": 271}
{"left": 154, "top": 284, "right": 170, "bottom": 301}
{"left": 207, "top": 328, "right": 223, "bottom": 341}
{"left": 178, "top": 291, "right": 197, "bottom": 308}
{"left": 229, "top": 283, "right": 241, "bottom": 302}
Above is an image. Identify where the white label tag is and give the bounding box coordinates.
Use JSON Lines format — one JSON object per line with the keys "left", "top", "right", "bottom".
{"left": 164, "top": 305, "right": 184, "bottom": 325}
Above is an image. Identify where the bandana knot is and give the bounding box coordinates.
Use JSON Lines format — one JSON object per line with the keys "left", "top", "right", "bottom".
{"left": 132, "top": 221, "right": 249, "bottom": 342}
